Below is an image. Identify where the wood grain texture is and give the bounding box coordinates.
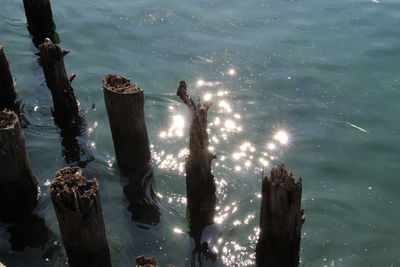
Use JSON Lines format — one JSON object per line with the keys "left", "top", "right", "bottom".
{"left": 0, "top": 110, "right": 37, "bottom": 222}
{"left": 176, "top": 81, "right": 216, "bottom": 231}
{"left": 23, "top": 0, "right": 56, "bottom": 46}
{"left": 256, "top": 164, "right": 305, "bottom": 267}
{"left": 39, "top": 39, "right": 82, "bottom": 132}
{"left": 102, "top": 74, "right": 151, "bottom": 177}
{"left": 0, "top": 44, "right": 17, "bottom": 111}
{"left": 50, "top": 167, "right": 111, "bottom": 267}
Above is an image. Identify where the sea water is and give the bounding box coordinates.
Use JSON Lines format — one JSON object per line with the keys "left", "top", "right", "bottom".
{"left": 0, "top": 0, "right": 399, "bottom": 266}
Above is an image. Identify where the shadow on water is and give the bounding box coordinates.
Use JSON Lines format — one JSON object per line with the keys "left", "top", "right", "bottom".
{"left": 60, "top": 127, "right": 94, "bottom": 170}
{"left": 1, "top": 214, "right": 62, "bottom": 265}
{"left": 122, "top": 167, "right": 161, "bottom": 227}
{"left": 188, "top": 211, "right": 222, "bottom": 266}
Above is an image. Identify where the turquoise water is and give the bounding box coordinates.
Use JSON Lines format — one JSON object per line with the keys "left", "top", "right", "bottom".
{"left": 1, "top": 0, "right": 400, "bottom": 266}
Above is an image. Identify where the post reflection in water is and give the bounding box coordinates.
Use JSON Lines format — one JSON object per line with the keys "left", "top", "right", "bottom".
{"left": 152, "top": 72, "right": 293, "bottom": 266}
{"left": 122, "top": 167, "right": 161, "bottom": 227}
{"left": 60, "top": 127, "right": 94, "bottom": 169}
{"left": 5, "top": 214, "right": 62, "bottom": 262}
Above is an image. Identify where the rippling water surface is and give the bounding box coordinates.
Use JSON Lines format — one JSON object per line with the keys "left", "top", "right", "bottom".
{"left": 1, "top": 0, "right": 400, "bottom": 266}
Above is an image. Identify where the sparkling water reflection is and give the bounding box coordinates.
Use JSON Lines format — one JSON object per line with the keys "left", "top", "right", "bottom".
{"left": 1, "top": 0, "right": 400, "bottom": 266}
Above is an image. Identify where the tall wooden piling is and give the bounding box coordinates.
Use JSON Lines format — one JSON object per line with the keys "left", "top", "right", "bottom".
{"left": 0, "top": 110, "right": 38, "bottom": 222}
{"left": 0, "top": 44, "right": 17, "bottom": 111}
{"left": 39, "top": 39, "right": 82, "bottom": 131}
{"left": 176, "top": 81, "right": 216, "bottom": 232}
{"left": 23, "top": 0, "right": 57, "bottom": 46}
{"left": 256, "top": 164, "right": 305, "bottom": 267}
{"left": 50, "top": 167, "right": 111, "bottom": 267}
{"left": 102, "top": 74, "right": 159, "bottom": 224}
{"left": 102, "top": 74, "right": 151, "bottom": 177}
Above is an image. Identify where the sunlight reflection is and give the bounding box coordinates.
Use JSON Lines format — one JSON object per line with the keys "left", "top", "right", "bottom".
{"left": 204, "top": 93, "right": 213, "bottom": 101}
{"left": 224, "top": 119, "right": 236, "bottom": 129}
{"left": 196, "top": 79, "right": 222, "bottom": 87}
{"left": 274, "top": 130, "right": 289, "bottom": 145}
{"left": 159, "top": 115, "right": 186, "bottom": 139}
{"left": 150, "top": 77, "right": 295, "bottom": 267}
{"left": 173, "top": 228, "right": 184, "bottom": 234}
{"left": 267, "top": 143, "right": 276, "bottom": 150}
{"left": 88, "top": 121, "right": 98, "bottom": 134}
{"left": 219, "top": 100, "right": 232, "bottom": 113}
{"left": 259, "top": 158, "right": 269, "bottom": 167}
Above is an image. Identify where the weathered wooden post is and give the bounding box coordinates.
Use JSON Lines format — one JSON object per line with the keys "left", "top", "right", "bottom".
{"left": 136, "top": 256, "right": 158, "bottom": 267}
{"left": 0, "top": 109, "right": 38, "bottom": 222}
{"left": 39, "top": 38, "right": 82, "bottom": 132}
{"left": 50, "top": 167, "right": 111, "bottom": 267}
{"left": 136, "top": 256, "right": 174, "bottom": 267}
{"left": 256, "top": 164, "right": 305, "bottom": 267}
{"left": 0, "top": 44, "right": 18, "bottom": 111}
{"left": 39, "top": 39, "right": 91, "bottom": 166}
{"left": 102, "top": 74, "right": 160, "bottom": 225}
{"left": 102, "top": 74, "right": 151, "bottom": 176}
{"left": 176, "top": 81, "right": 216, "bottom": 233}
{"left": 23, "top": 0, "right": 57, "bottom": 47}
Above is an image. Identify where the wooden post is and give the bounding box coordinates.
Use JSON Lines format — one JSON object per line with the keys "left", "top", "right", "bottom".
{"left": 102, "top": 74, "right": 151, "bottom": 177}
{"left": 0, "top": 44, "right": 17, "bottom": 111}
{"left": 50, "top": 167, "right": 111, "bottom": 267}
{"left": 23, "top": 0, "right": 57, "bottom": 47}
{"left": 38, "top": 39, "right": 92, "bottom": 167}
{"left": 102, "top": 74, "right": 159, "bottom": 225}
{"left": 256, "top": 164, "right": 305, "bottom": 267}
{"left": 0, "top": 109, "right": 38, "bottom": 222}
{"left": 136, "top": 256, "right": 158, "bottom": 267}
{"left": 136, "top": 256, "right": 174, "bottom": 267}
{"left": 39, "top": 39, "right": 82, "bottom": 132}
{"left": 176, "top": 81, "right": 216, "bottom": 233}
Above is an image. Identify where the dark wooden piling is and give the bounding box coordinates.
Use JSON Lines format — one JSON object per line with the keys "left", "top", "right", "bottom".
{"left": 0, "top": 44, "right": 18, "bottom": 111}
{"left": 176, "top": 81, "right": 216, "bottom": 233}
{"left": 50, "top": 167, "right": 111, "bottom": 267}
{"left": 102, "top": 74, "right": 159, "bottom": 225}
{"left": 39, "top": 39, "right": 93, "bottom": 167}
{"left": 256, "top": 164, "right": 305, "bottom": 267}
{"left": 23, "top": 0, "right": 57, "bottom": 47}
{"left": 0, "top": 110, "right": 38, "bottom": 222}
{"left": 39, "top": 38, "right": 82, "bottom": 132}
{"left": 102, "top": 74, "right": 151, "bottom": 177}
